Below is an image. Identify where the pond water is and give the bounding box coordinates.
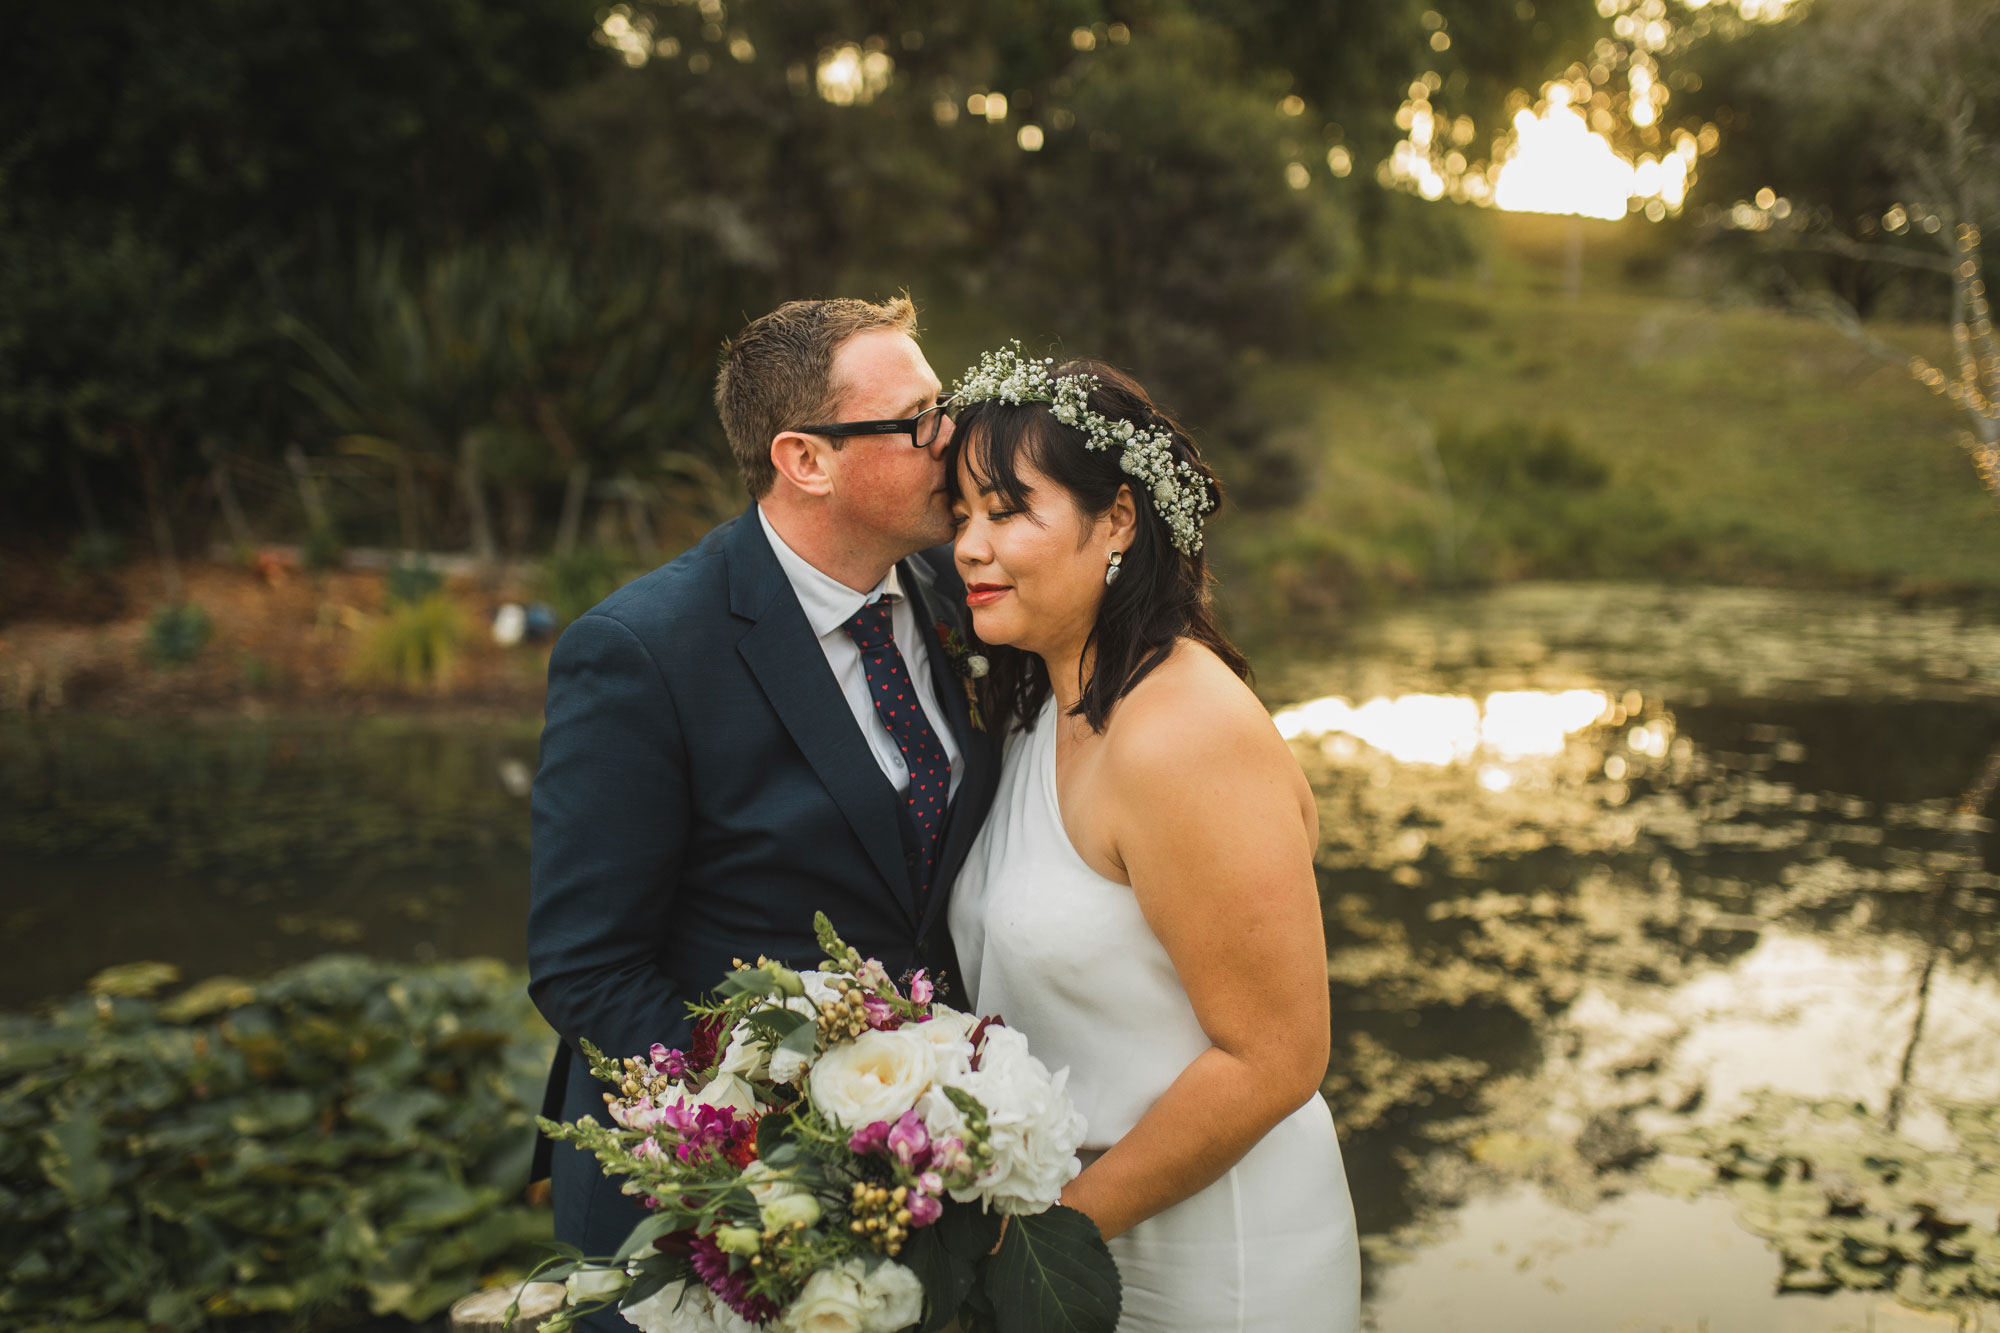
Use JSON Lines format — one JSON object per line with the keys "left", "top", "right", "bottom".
{"left": 5, "top": 582, "right": 1998, "bottom": 1331}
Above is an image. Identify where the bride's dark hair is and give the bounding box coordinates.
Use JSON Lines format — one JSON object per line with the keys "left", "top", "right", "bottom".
{"left": 947, "top": 359, "right": 1248, "bottom": 734}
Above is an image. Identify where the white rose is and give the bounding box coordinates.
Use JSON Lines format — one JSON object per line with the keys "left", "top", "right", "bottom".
{"left": 808, "top": 1028, "right": 936, "bottom": 1130}
{"left": 857, "top": 1261, "right": 923, "bottom": 1332}
{"left": 780, "top": 1264, "right": 866, "bottom": 1333}
{"left": 780, "top": 1259, "right": 919, "bottom": 1333}
{"left": 565, "top": 1266, "right": 630, "bottom": 1303}
{"left": 768, "top": 1044, "right": 813, "bottom": 1087}
{"left": 692, "top": 1072, "right": 761, "bottom": 1118}
{"left": 935, "top": 1026, "right": 1085, "bottom": 1215}
{"left": 909, "top": 1008, "right": 976, "bottom": 1083}
{"left": 718, "top": 1020, "right": 769, "bottom": 1080}
{"left": 621, "top": 1278, "right": 758, "bottom": 1333}
{"left": 738, "top": 1160, "right": 802, "bottom": 1207}
{"left": 798, "top": 970, "right": 842, "bottom": 1005}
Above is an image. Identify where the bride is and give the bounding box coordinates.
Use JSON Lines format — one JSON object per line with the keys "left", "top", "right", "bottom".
{"left": 944, "top": 348, "right": 1362, "bottom": 1332}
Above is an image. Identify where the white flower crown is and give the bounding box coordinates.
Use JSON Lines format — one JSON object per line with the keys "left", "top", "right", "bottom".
{"left": 950, "top": 342, "right": 1216, "bottom": 556}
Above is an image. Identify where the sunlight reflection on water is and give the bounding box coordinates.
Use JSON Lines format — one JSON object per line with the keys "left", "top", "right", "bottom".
{"left": 1272, "top": 688, "right": 1611, "bottom": 765}
{"left": 1267, "top": 585, "right": 2000, "bottom": 1332}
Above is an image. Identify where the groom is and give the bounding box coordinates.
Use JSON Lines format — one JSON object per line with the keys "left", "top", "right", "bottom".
{"left": 526, "top": 296, "right": 1000, "bottom": 1302}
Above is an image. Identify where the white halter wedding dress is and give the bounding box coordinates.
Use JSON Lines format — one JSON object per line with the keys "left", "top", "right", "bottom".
{"left": 950, "top": 698, "right": 1362, "bottom": 1332}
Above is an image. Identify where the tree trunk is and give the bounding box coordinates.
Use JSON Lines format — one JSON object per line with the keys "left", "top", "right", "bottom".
{"left": 395, "top": 452, "right": 422, "bottom": 551}
{"left": 65, "top": 449, "right": 105, "bottom": 538}
{"left": 621, "top": 479, "right": 657, "bottom": 560}
{"left": 447, "top": 1282, "right": 564, "bottom": 1332}
{"left": 458, "top": 432, "right": 499, "bottom": 571}
{"left": 503, "top": 484, "right": 534, "bottom": 556}
{"left": 210, "top": 453, "right": 254, "bottom": 550}
{"left": 134, "top": 433, "right": 184, "bottom": 604}
{"left": 285, "top": 443, "right": 332, "bottom": 534}
{"left": 555, "top": 461, "right": 590, "bottom": 557}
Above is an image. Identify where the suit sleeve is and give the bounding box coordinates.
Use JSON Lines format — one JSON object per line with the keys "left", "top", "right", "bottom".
{"left": 528, "top": 612, "right": 695, "bottom": 1062}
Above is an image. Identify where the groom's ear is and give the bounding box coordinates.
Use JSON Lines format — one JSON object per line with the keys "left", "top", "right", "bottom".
{"left": 770, "top": 431, "right": 835, "bottom": 497}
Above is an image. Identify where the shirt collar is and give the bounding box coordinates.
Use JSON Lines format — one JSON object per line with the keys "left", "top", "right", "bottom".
{"left": 757, "top": 505, "right": 903, "bottom": 639}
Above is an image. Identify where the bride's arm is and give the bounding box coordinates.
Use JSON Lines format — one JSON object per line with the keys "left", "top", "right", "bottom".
{"left": 1055, "top": 673, "right": 1330, "bottom": 1242}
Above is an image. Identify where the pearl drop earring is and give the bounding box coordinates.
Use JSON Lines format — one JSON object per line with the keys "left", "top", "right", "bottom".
{"left": 1104, "top": 551, "right": 1123, "bottom": 586}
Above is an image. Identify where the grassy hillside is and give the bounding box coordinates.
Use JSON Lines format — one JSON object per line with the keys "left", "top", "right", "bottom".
{"left": 1216, "top": 211, "right": 1997, "bottom": 625}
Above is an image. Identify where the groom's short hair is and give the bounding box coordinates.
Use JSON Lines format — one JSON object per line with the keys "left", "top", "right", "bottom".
{"left": 716, "top": 296, "right": 919, "bottom": 497}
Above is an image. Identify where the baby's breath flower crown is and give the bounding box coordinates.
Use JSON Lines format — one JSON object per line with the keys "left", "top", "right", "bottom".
{"left": 951, "top": 342, "right": 1216, "bottom": 556}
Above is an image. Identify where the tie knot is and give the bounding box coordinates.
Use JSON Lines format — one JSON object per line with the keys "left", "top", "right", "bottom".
{"left": 843, "top": 596, "right": 897, "bottom": 651}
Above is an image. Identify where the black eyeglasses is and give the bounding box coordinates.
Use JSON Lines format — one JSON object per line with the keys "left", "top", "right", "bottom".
{"left": 791, "top": 397, "right": 954, "bottom": 449}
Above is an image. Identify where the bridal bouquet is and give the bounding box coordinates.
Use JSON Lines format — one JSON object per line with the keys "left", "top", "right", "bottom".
{"left": 527, "top": 915, "right": 1121, "bottom": 1333}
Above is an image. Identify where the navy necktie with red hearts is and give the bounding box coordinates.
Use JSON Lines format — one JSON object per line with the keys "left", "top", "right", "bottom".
{"left": 843, "top": 596, "right": 950, "bottom": 889}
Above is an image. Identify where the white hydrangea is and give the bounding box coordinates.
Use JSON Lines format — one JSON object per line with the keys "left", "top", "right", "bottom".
{"left": 921, "top": 1025, "right": 1086, "bottom": 1216}
{"left": 951, "top": 341, "right": 1214, "bottom": 555}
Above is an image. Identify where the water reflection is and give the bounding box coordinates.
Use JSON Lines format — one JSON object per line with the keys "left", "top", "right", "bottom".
{"left": 1268, "top": 586, "right": 2000, "bottom": 1329}
{"left": 5, "top": 585, "right": 1999, "bottom": 1326}
{"left": 0, "top": 718, "right": 540, "bottom": 1009}
{"left": 1273, "top": 688, "right": 1613, "bottom": 765}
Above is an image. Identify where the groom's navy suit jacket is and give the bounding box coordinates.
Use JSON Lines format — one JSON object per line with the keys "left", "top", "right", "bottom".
{"left": 526, "top": 506, "right": 1001, "bottom": 1268}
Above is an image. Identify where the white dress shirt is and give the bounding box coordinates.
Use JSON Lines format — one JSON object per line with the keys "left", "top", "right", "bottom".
{"left": 758, "top": 506, "right": 964, "bottom": 798}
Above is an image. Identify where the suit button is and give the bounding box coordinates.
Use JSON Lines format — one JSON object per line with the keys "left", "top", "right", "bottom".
{"left": 905, "top": 851, "right": 920, "bottom": 869}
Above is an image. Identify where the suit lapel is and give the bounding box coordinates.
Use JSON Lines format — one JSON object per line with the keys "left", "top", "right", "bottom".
{"left": 728, "top": 510, "right": 920, "bottom": 929}
{"left": 901, "top": 552, "right": 1002, "bottom": 941}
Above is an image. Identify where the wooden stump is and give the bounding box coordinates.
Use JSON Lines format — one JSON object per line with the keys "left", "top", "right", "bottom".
{"left": 448, "top": 1281, "right": 566, "bottom": 1331}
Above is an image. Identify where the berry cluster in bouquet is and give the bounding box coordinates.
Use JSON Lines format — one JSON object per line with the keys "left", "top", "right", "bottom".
{"left": 525, "top": 914, "right": 1121, "bottom": 1333}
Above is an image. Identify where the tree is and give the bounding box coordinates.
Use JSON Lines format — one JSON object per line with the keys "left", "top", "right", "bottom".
{"left": 1681, "top": 0, "right": 2000, "bottom": 503}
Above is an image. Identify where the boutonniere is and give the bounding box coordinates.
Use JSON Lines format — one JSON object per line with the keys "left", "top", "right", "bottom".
{"left": 934, "top": 619, "right": 989, "bottom": 732}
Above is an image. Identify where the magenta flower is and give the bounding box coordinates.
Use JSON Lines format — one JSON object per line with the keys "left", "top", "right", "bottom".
{"left": 848, "top": 1120, "right": 892, "bottom": 1156}
{"left": 649, "top": 1043, "right": 691, "bottom": 1080}
{"left": 861, "top": 995, "right": 903, "bottom": 1031}
{"left": 907, "top": 1189, "right": 944, "bottom": 1228}
{"left": 908, "top": 970, "right": 934, "bottom": 1005}
{"left": 676, "top": 1103, "right": 753, "bottom": 1164}
{"left": 887, "top": 1109, "right": 931, "bottom": 1167}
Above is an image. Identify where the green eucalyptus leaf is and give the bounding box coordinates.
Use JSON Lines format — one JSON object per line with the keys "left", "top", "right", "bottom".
{"left": 613, "top": 1210, "right": 685, "bottom": 1263}
{"left": 715, "top": 969, "right": 779, "bottom": 1000}
{"left": 777, "top": 1020, "right": 819, "bottom": 1061}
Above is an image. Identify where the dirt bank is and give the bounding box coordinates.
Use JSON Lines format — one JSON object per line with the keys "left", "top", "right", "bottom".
{"left": 0, "top": 550, "right": 554, "bottom": 718}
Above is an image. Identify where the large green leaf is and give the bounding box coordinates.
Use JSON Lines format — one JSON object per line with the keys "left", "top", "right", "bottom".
{"left": 900, "top": 1225, "right": 979, "bottom": 1333}
{"left": 978, "top": 1206, "right": 1121, "bottom": 1333}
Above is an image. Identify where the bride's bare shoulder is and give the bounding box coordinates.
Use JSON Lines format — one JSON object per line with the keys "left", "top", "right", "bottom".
{"left": 1102, "top": 640, "right": 1285, "bottom": 776}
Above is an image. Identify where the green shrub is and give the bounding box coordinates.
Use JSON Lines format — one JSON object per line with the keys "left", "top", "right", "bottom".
{"left": 1433, "top": 419, "right": 1684, "bottom": 580}
{"left": 0, "top": 955, "right": 556, "bottom": 1330}
{"left": 65, "top": 531, "right": 126, "bottom": 577}
{"left": 301, "top": 524, "right": 345, "bottom": 573}
{"left": 349, "top": 593, "right": 467, "bottom": 691}
{"left": 384, "top": 562, "right": 445, "bottom": 608}
{"left": 537, "top": 547, "right": 627, "bottom": 626}
{"left": 147, "top": 603, "right": 213, "bottom": 666}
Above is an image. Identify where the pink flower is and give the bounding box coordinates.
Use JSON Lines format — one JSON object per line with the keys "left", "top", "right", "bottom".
{"left": 918, "top": 1171, "right": 943, "bottom": 1194}
{"left": 887, "top": 1109, "right": 930, "bottom": 1166}
{"left": 649, "top": 1043, "right": 691, "bottom": 1080}
{"left": 848, "top": 1120, "right": 892, "bottom": 1156}
{"left": 862, "top": 995, "right": 903, "bottom": 1031}
{"left": 675, "top": 1103, "right": 753, "bottom": 1165}
{"left": 908, "top": 970, "right": 934, "bottom": 1005}
{"left": 907, "top": 1190, "right": 943, "bottom": 1228}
